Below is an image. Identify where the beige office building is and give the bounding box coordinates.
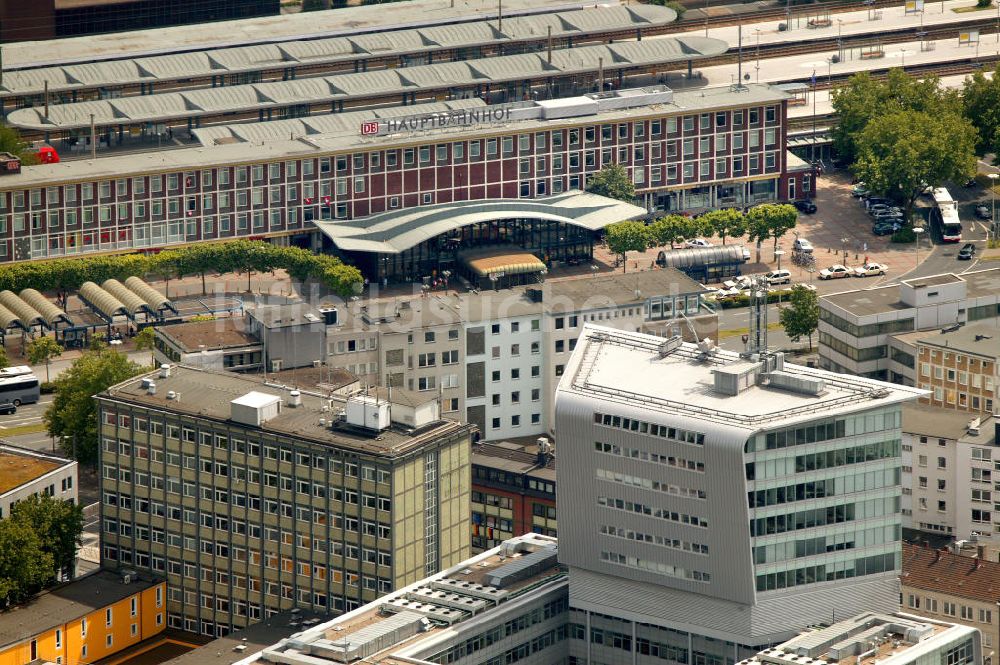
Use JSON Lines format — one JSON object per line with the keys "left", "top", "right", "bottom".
{"left": 96, "top": 364, "right": 474, "bottom": 637}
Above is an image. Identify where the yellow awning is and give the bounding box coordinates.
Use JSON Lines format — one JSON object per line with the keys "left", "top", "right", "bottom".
{"left": 463, "top": 250, "right": 546, "bottom": 278}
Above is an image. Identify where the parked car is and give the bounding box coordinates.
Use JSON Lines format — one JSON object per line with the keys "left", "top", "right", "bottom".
{"left": 819, "top": 265, "right": 852, "bottom": 279}
{"left": 958, "top": 243, "right": 976, "bottom": 260}
{"left": 0, "top": 401, "right": 16, "bottom": 416}
{"left": 964, "top": 178, "right": 978, "bottom": 188}
{"left": 975, "top": 204, "right": 992, "bottom": 220}
{"left": 764, "top": 269, "right": 792, "bottom": 285}
{"left": 864, "top": 197, "right": 892, "bottom": 210}
{"left": 793, "top": 238, "right": 814, "bottom": 253}
{"left": 685, "top": 238, "right": 713, "bottom": 248}
{"left": 853, "top": 262, "right": 887, "bottom": 277}
{"left": 851, "top": 183, "right": 870, "bottom": 197}
{"left": 869, "top": 205, "right": 902, "bottom": 217}
{"left": 872, "top": 221, "right": 902, "bottom": 236}
{"left": 723, "top": 275, "right": 753, "bottom": 290}
{"left": 793, "top": 200, "right": 817, "bottom": 214}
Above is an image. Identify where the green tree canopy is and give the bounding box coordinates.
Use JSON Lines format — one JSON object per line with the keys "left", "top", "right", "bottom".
{"left": 779, "top": 285, "right": 820, "bottom": 351}
{"left": 586, "top": 164, "right": 636, "bottom": 202}
{"left": 746, "top": 203, "right": 798, "bottom": 255}
{"left": 0, "top": 519, "right": 53, "bottom": 606}
{"left": 0, "top": 346, "right": 8, "bottom": 371}
{"left": 649, "top": 214, "right": 698, "bottom": 249}
{"left": 134, "top": 326, "right": 157, "bottom": 367}
{"left": 699, "top": 208, "right": 746, "bottom": 245}
{"left": 854, "top": 109, "right": 977, "bottom": 214}
{"left": 26, "top": 336, "right": 62, "bottom": 383}
{"left": 44, "top": 347, "right": 144, "bottom": 465}
{"left": 831, "top": 70, "right": 962, "bottom": 164}
{"left": 11, "top": 495, "right": 84, "bottom": 581}
{"left": 604, "top": 221, "right": 651, "bottom": 273}
{"left": 0, "top": 124, "right": 39, "bottom": 165}
{"left": 963, "top": 64, "right": 1000, "bottom": 157}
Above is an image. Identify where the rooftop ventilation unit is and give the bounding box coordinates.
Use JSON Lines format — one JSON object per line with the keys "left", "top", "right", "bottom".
{"left": 159, "top": 363, "right": 171, "bottom": 378}
{"left": 712, "top": 362, "right": 761, "bottom": 396}
{"left": 484, "top": 546, "right": 559, "bottom": 588}
{"left": 230, "top": 391, "right": 282, "bottom": 426}
{"left": 764, "top": 371, "right": 825, "bottom": 396}
{"left": 345, "top": 395, "right": 391, "bottom": 431}
{"left": 289, "top": 390, "right": 302, "bottom": 408}
{"left": 968, "top": 417, "right": 981, "bottom": 436}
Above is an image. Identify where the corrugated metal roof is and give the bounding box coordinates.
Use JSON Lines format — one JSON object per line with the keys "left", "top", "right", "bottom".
{"left": 0, "top": 5, "right": 676, "bottom": 98}
{"left": 9, "top": 34, "right": 727, "bottom": 131}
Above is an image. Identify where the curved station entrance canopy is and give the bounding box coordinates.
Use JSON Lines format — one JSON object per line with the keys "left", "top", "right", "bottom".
{"left": 314, "top": 190, "right": 646, "bottom": 284}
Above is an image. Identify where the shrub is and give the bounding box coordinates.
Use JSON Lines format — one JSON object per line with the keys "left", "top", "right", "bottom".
{"left": 891, "top": 227, "right": 917, "bottom": 243}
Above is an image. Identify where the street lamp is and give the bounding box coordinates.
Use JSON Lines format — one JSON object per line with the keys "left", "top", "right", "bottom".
{"left": 913, "top": 226, "right": 925, "bottom": 265}
{"left": 900, "top": 47, "right": 909, "bottom": 69}
{"left": 988, "top": 173, "right": 998, "bottom": 243}
{"left": 755, "top": 28, "right": 762, "bottom": 82}
{"left": 775, "top": 249, "right": 785, "bottom": 271}
{"left": 840, "top": 236, "right": 849, "bottom": 264}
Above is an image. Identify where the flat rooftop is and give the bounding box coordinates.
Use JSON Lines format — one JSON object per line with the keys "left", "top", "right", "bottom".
{"left": 737, "top": 613, "right": 968, "bottom": 665}
{"left": 0, "top": 83, "right": 787, "bottom": 188}
{"left": 823, "top": 267, "right": 1000, "bottom": 319}
{"left": 163, "top": 611, "right": 331, "bottom": 665}
{"left": 99, "top": 365, "right": 470, "bottom": 457}
{"left": 337, "top": 267, "right": 707, "bottom": 332}
{"left": 901, "top": 403, "right": 984, "bottom": 441}
{"left": 916, "top": 321, "right": 1000, "bottom": 357}
{"left": 250, "top": 534, "right": 563, "bottom": 665}
{"left": 247, "top": 303, "right": 325, "bottom": 328}
{"left": 0, "top": 446, "right": 73, "bottom": 496}
{"left": 560, "top": 325, "right": 926, "bottom": 433}
{"left": 472, "top": 437, "right": 556, "bottom": 483}
{"left": 0, "top": 571, "right": 157, "bottom": 651}
{"left": 157, "top": 318, "right": 259, "bottom": 353}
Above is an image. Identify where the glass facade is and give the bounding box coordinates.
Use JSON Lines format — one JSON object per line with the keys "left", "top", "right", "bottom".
{"left": 745, "top": 406, "right": 903, "bottom": 595}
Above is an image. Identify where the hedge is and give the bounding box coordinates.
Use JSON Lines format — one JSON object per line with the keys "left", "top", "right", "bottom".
{"left": 0, "top": 240, "right": 363, "bottom": 297}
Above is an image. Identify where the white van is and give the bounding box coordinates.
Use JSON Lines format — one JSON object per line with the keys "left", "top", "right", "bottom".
{"left": 764, "top": 269, "right": 791, "bottom": 285}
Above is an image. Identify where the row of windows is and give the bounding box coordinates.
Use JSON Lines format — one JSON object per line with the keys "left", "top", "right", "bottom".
{"left": 748, "top": 496, "right": 899, "bottom": 537}
{"left": 819, "top": 309, "right": 914, "bottom": 339}
{"left": 426, "top": 597, "right": 567, "bottom": 664}
{"left": 597, "top": 495, "right": 708, "bottom": 528}
{"left": 594, "top": 412, "right": 705, "bottom": 446}
{"left": 752, "top": 524, "right": 899, "bottom": 565}
{"left": 755, "top": 552, "right": 897, "bottom": 592}
{"left": 594, "top": 441, "right": 705, "bottom": 473}
{"left": 596, "top": 468, "right": 705, "bottom": 500}
{"left": 600, "top": 550, "right": 711, "bottom": 582}
{"left": 599, "top": 524, "right": 708, "bottom": 555}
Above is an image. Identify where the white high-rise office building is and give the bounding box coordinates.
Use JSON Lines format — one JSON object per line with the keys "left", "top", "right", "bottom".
{"left": 555, "top": 324, "right": 925, "bottom": 663}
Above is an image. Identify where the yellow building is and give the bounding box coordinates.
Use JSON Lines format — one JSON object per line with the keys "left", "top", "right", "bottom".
{"left": 0, "top": 570, "right": 165, "bottom": 665}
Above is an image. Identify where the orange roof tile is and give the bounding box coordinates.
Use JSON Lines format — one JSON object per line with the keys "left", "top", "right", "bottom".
{"left": 901, "top": 542, "right": 1000, "bottom": 604}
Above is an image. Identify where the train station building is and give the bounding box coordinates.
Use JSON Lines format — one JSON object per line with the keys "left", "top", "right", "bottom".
{"left": 0, "top": 82, "right": 813, "bottom": 282}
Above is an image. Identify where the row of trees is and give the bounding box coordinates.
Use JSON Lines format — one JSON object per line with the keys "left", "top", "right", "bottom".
{"left": 0, "top": 495, "right": 84, "bottom": 607}
{"left": 831, "top": 70, "right": 978, "bottom": 214}
{"left": 603, "top": 203, "right": 798, "bottom": 272}
{"left": 0, "top": 240, "right": 363, "bottom": 297}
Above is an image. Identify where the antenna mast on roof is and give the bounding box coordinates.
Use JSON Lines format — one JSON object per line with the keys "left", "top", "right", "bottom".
{"left": 744, "top": 274, "right": 768, "bottom": 357}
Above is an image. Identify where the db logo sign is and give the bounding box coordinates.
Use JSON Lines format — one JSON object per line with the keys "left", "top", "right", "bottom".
{"left": 360, "top": 121, "right": 379, "bottom": 136}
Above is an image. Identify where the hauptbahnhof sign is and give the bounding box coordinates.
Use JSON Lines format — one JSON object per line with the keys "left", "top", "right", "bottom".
{"left": 361, "top": 106, "right": 513, "bottom": 136}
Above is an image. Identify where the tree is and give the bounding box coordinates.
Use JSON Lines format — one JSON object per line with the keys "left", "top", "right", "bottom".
{"left": 44, "top": 347, "right": 143, "bottom": 465}
{"left": 134, "top": 326, "right": 157, "bottom": 367}
{"left": 831, "top": 69, "right": 961, "bottom": 164}
{"left": 11, "top": 495, "right": 84, "bottom": 581}
{"left": 604, "top": 221, "right": 650, "bottom": 273}
{"left": 854, "top": 110, "right": 977, "bottom": 216}
{"left": 302, "top": 0, "right": 328, "bottom": 10}
{"left": 26, "top": 336, "right": 62, "bottom": 383}
{"left": 0, "top": 519, "right": 53, "bottom": 606}
{"left": 649, "top": 215, "right": 685, "bottom": 249}
{"left": 779, "top": 285, "right": 820, "bottom": 351}
{"left": 963, "top": 64, "right": 1000, "bottom": 157}
{"left": 586, "top": 164, "right": 636, "bottom": 202}
{"left": 0, "top": 346, "right": 8, "bottom": 370}
{"left": 699, "top": 208, "right": 746, "bottom": 245}
{"left": 746, "top": 203, "right": 798, "bottom": 257}
{"left": 0, "top": 124, "right": 39, "bottom": 165}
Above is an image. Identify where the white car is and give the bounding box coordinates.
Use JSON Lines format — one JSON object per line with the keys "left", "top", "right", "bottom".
{"left": 792, "top": 238, "right": 814, "bottom": 253}
{"left": 819, "top": 265, "right": 852, "bottom": 280}
{"left": 723, "top": 275, "right": 753, "bottom": 290}
{"left": 764, "top": 269, "right": 791, "bottom": 285}
{"left": 853, "top": 262, "right": 887, "bottom": 278}
{"left": 686, "top": 238, "right": 713, "bottom": 248}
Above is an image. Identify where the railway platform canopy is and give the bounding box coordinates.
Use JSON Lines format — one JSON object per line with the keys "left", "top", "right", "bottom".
{"left": 7, "top": 36, "right": 728, "bottom": 133}
{"left": 0, "top": 0, "right": 596, "bottom": 70}
{"left": 0, "top": 5, "right": 676, "bottom": 101}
